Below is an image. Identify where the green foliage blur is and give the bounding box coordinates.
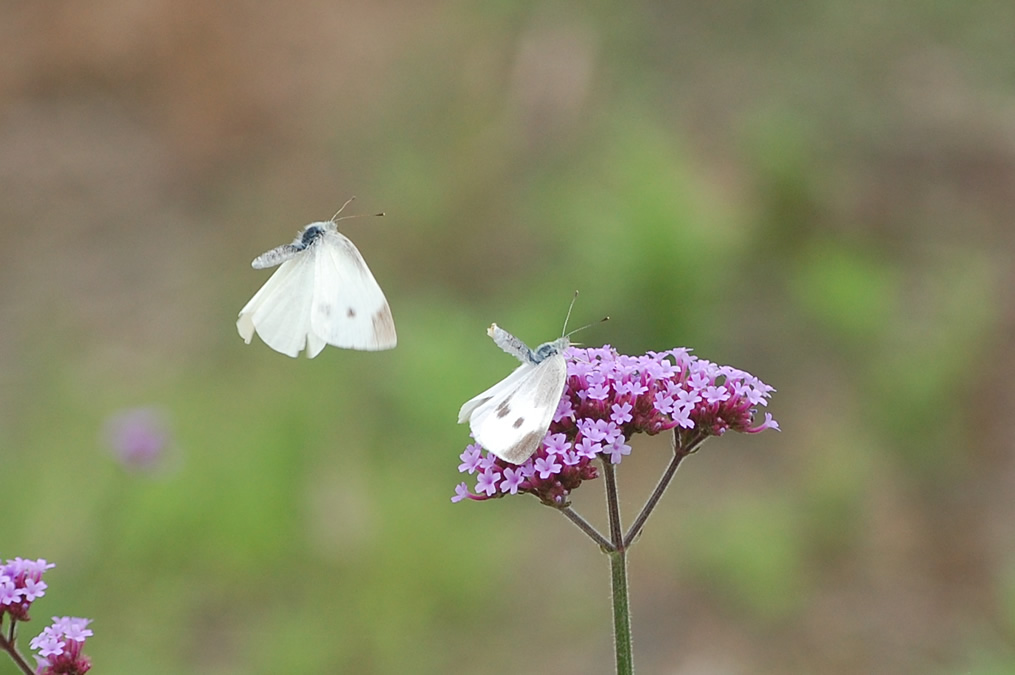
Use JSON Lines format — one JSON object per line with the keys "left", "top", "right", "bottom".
{"left": 2, "top": 2, "right": 1014, "bottom": 673}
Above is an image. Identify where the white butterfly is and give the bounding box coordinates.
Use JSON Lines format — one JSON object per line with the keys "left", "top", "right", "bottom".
{"left": 237, "top": 202, "right": 396, "bottom": 357}
{"left": 458, "top": 323, "right": 572, "bottom": 465}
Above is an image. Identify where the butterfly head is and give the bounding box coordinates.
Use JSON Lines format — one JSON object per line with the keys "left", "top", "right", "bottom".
{"left": 531, "top": 336, "right": 570, "bottom": 364}
{"left": 296, "top": 224, "right": 327, "bottom": 250}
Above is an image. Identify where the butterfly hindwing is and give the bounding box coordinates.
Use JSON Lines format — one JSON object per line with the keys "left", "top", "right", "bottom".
{"left": 237, "top": 250, "right": 318, "bottom": 357}
{"left": 458, "top": 361, "right": 534, "bottom": 424}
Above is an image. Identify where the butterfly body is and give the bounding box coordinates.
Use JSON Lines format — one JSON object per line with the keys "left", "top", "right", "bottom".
{"left": 237, "top": 220, "right": 396, "bottom": 357}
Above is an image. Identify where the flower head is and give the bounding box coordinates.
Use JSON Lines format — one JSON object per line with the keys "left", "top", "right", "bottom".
{"left": 104, "top": 407, "right": 173, "bottom": 472}
{"left": 453, "top": 345, "right": 777, "bottom": 506}
{"left": 0, "top": 557, "right": 55, "bottom": 622}
{"left": 30, "top": 617, "right": 93, "bottom": 675}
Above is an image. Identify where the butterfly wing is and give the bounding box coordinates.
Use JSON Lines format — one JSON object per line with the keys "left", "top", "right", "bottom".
{"left": 237, "top": 250, "right": 318, "bottom": 358}
{"left": 459, "top": 354, "right": 568, "bottom": 464}
{"left": 458, "top": 362, "right": 533, "bottom": 424}
{"left": 310, "top": 230, "right": 397, "bottom": 351}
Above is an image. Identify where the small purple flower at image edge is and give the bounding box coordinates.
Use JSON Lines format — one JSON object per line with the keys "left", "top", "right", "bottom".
{"left": 1, "top": 558, "right": 94, "bottom": 675}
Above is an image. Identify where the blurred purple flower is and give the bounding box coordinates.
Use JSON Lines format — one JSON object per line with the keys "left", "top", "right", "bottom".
{"left": 454, "top": 345, "right": 778, "bottom": 506}
{"left": 104, "top": 407, "right": 172, "bottom": 471}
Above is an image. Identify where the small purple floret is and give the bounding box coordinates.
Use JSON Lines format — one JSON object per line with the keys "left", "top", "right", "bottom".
{"left": 458, "top": 444, "right": 484, "bottom": 474}
{"left": 499, "top": 467, "right": 526, "bottom": 494}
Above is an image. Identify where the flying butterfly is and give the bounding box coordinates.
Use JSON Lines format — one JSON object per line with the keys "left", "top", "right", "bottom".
{"left": 237, "top": 199, "right": 396, "bottom": 357}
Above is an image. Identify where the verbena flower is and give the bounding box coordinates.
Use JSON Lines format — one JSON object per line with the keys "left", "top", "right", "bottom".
{"left": 453, "top": 346, "right": 778, "bottom": 506}
{"left": 104, "top": 407, "right": 172, "bottom": 472}
{"left": 0, "top": 558, "right": 55, "bottom": 622}
{"left": 30, "top": 617, "right": 93, "bottom": 675}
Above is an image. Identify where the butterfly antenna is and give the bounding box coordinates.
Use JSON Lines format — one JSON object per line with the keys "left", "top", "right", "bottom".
{"left": 331, "top": 196, "right": 386, "bottom": 223}
{"left": 330, "top": 197, "right": 356, "bottom": 222}
{"left": 561, "top": 290, "right": 608, "bottom": 339}
{"left": 566, "top": 315, "right": 609, "bottom": 340}
{"left": 560, "top": 290, "right": 580, "bottom": 336}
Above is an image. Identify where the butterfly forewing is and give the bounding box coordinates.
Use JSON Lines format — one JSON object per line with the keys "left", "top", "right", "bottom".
{"left": 310, "top": 230, "right": 397, "bottom": 351}
{"left": 459, "top": 329, "right": 570, "bottom": 464}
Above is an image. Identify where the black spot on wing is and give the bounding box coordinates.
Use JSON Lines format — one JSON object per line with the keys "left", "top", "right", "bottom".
{"left": 512, "top": 417, "right": 525, "bottom": 429}
{"left": 347, "top": 307, "right": 356, "bottom": 318}
{"left": 496, "top": 400, "right": 511, "bottom": 418}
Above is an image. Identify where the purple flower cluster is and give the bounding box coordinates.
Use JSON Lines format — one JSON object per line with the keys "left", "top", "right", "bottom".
{"left": 453, "top": 346, "right": 778, "bottom": 506}
{"left": 30, "top": 617, "right": 93, "bottom": 675}
{"left": 0, "top": 557, "right": 54, "bottom": 623}
{"left": 0, "top": 558, "right": 93, "bottom": 675}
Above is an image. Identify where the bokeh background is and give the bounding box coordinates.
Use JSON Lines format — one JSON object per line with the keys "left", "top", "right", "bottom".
{"left": 2, "top": 1, "right": 1014, "bottom": 673}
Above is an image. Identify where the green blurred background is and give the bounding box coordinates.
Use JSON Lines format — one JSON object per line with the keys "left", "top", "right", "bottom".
{"left": 2, "top": 1, "right": 1013, "bottom": 673}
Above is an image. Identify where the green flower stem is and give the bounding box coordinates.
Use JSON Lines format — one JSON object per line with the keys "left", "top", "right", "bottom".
{"left": 608, "top": 547, "right": 633, "bottom": 675}
{"left": 556, "top": 436, "right": 709, "bottom": 675}
{"left": 0, "top": 623, "right": 36, "bottom": 675}
{"left": 601, "top": 460, "right": 633, "bottom": 675}
{"left": 559, "top": 506, "right": 614, "bottom": 551}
